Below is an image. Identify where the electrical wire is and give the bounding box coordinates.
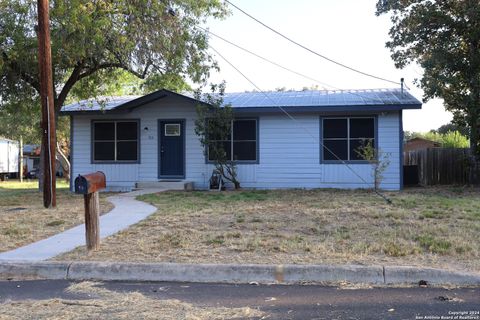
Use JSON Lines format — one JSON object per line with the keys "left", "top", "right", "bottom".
{"left": 198, "top": 26, "right": 330, "bottom": 90}
{"left": 224, "top": 0, "right": 402, "bottom": 87}
{"left": 209, "top": 45, "right": 393, "bottom": 204}
{"left": 46, "top": 96, "right": 54, "bottom": 207}
{"left": 201, "top": 26, "right": 401, "bottom": 104}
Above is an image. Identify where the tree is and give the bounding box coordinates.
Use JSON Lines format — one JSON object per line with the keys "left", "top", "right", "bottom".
{"left": 194, "top": 82, "right": 241, "bottom": 190}
{"left": 0, "top": 92, "right": 42, "bottom": 144}
{"left": 0, "top": 0, "right": 227, "bottom": 118}
{"left": 436, "top": 122, "right": 469, "bottom": 137}
{"left": 405, "top": 130, "right": 470, "bottom": 148}
{"left": 355, "top": 140, "right": 390, "bottom": 191}
{"left": 442, "top": 131, "right": 470, "bottom": 148}
{"left": 376, "top": 1, "right": 480, "bottom": 159}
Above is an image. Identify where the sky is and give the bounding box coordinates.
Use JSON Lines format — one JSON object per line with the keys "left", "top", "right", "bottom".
{"left": 203, "top": 0, "right": 453, "bottom": 132}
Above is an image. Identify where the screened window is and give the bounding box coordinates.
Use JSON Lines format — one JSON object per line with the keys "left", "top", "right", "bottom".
{"left": 208, "top": 119, "right": 257, "bottom": 162}
{"left": 322, "top": 117, "right": 375, "bottom": 162}
{"left": 92, "top": 121, "right": 138, "bottom": 162}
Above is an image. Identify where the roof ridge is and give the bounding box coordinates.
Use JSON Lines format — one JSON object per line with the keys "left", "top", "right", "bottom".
{"left": 222, "top": 88, "right": 403, "bottom": 95}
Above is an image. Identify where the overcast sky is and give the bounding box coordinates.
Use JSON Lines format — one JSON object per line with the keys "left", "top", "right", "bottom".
{"left": 204, "top": 0, "right": 452, "bottom": 132}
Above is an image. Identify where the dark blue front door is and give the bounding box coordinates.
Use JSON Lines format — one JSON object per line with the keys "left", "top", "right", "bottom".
{"left": 159, "top": 120, "right": 185, "bottom": 178}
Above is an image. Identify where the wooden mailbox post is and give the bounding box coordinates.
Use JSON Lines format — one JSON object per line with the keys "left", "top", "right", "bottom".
{"left": 74, "top": 171, "right": 106, "bottom": 251}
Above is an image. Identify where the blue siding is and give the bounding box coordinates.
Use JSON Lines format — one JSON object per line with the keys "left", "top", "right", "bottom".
{"left": 71, "top": 97, "right": 402, "bottom": 191}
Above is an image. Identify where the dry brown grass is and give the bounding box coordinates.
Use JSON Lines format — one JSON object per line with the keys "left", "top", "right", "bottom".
{"left": 0, "top": 180, "right": 113, "bottom": 252}
{"left": 0, "top": 281, "right": 264, "bottom": 320}
{"left": 55, "top": 187, "right": 480, "bottom": 272}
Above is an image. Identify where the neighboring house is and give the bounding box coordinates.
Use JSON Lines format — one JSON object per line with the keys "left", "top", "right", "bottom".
{"left": 61, "top": 88, "right": 422, "bottom": 191}
{"left": 23, "top": 144, "right": 41, "bottom": 173}
{"left": 404, "top": 137, "right": 441, "bottom": 152}
{"left": 22, "top": 144, "right": 66, "bottom": 177}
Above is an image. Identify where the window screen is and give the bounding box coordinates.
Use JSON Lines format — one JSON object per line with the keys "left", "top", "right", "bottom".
{"left": 322, "top": 117, "right": 375, "bottom": 162}
{"left": 93, "top": 121, "right": 138, "bottom": 162}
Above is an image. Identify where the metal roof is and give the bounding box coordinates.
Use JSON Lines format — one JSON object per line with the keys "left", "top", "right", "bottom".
{"left": 221, "top": 89, "right": 420, "bottom": 108}
{"left": 61, "top": 96, "right": 141, "bottom": 113}
{"left": 61, "top": 88, "right": 421, "bottom": 114}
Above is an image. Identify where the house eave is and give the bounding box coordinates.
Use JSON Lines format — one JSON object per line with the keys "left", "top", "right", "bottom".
{"left": 232, "top": 104, "right": 422, "bottom": 113}
{"left": 61, "top": 103, "right": 421, "bottom": 116}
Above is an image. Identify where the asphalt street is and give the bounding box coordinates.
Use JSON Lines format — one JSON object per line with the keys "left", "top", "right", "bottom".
{"left": 0, "top": 280, "right": 478, "bottom": 319}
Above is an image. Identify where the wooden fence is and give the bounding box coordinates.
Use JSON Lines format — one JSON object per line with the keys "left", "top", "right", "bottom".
{"left": 403, "top": 148, "right": 480, "bottom": 186}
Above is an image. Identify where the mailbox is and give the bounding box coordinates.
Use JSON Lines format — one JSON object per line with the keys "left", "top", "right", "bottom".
{"left": 74, "top": 171, "right": 106, "bottom": 194}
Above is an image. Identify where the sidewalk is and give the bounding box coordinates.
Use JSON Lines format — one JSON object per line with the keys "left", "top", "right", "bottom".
{"left": 0, "top": 188, "right": 165, "bottom": 261}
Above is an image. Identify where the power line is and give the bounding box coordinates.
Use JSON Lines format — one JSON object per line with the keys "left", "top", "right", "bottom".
{"left": 209, "top": 45, "right": 392, "bottom": 204}
{"left": 199, "top": 27, "right": 330, "bottom": 90}
{"left": 202, "top": 26, "right": 395, "bottom": 104}
{"left": 224, "top": 0, "right": 402, "bottom": 87}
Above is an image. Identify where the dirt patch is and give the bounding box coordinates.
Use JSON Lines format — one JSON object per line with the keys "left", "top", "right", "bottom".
{"left": 0, "top": 180, "right": 114, "bottom": 253}
{"left": 55, "top": 187, "right": 480, "bottom": 272}
{"left": 0, "top": 281, "right": 264, "bottom": 320}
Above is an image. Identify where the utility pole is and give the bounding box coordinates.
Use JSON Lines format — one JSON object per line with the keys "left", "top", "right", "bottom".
{"left": 37, "top": 0, "right": 56, "bottom": 208}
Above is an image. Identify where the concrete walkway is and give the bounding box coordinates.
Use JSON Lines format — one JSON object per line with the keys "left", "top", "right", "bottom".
{"left": 0, "top": 188, "right": 165, "bottom": 261}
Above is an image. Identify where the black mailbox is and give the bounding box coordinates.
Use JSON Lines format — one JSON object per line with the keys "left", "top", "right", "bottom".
{"left": 74, "top": 171, "right": 106, "bottom": 194}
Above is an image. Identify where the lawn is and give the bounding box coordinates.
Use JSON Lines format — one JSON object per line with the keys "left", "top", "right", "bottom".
{"left": 55, "top": 187, "right": 480, "bottom": 272}
{"left": 0, "top": 180, "right": 113, "bottom": 253}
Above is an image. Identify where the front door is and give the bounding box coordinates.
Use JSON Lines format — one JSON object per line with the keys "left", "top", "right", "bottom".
{"left": 158, "top": 120, "right": 185, "bottom": 179}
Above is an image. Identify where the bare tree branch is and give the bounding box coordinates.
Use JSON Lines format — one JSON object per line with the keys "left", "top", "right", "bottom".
{"left": 54, "top": 61, "right": 151, "bottom": 113}
{"left": 54, "top": 61, "right": 85, "bottom": 113}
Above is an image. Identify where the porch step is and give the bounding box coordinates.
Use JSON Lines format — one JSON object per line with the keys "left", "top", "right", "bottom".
{"left": 135, "top": 181, "right": 194, "bottom": 191}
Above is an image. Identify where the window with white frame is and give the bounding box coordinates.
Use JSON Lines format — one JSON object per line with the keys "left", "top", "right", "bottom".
{"left": 322, "top": 117, "right": 375, "bottom": 161}
{"left": 164, "top": 124, "right": 181, "bottom": 136}
{"left": 92, "top": 120, "right": 139, "bottom": 162}
{"left": 208, "top": 119, "right": 257, "bottom": 162}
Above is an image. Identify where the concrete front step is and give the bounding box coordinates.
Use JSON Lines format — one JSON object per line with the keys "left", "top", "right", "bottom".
{"left": 135, "top": 181, "right": 194, "bottom": 191}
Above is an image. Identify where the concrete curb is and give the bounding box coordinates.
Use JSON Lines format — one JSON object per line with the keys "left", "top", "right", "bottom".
{"left": 1, "top": 261, "right": 479, "bottom": 286}
{"left": 384, "top": 266, "right": 480, "bottom": 285}
{"left": 0, "top": 261, "right": 70, "bottom": 280}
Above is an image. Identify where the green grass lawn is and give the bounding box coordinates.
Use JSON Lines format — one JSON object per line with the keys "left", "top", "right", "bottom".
{"left": 56, "top": 186, "right": 480, "bottom": 272}
{"left": 0, "top": 179, "right": 69, "bottom": 189}
{"left": 0, "top": 180, "right": 113, "bottom": 252}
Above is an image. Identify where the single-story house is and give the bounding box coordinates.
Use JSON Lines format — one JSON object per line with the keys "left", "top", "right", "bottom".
{"left": 61, "top": 88, "right": 422, "bottom": 191}
{"left": 404, "top": 137, "right": 441, "bottom": 152}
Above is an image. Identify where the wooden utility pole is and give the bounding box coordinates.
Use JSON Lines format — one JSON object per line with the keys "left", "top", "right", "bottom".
{"left": 37, "top": 0, "right": 56, "bottom": 207}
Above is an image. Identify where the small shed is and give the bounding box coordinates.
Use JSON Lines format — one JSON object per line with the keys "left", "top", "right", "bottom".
{"left": 404, "top": 137, "right": 441, "bottom": 152}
